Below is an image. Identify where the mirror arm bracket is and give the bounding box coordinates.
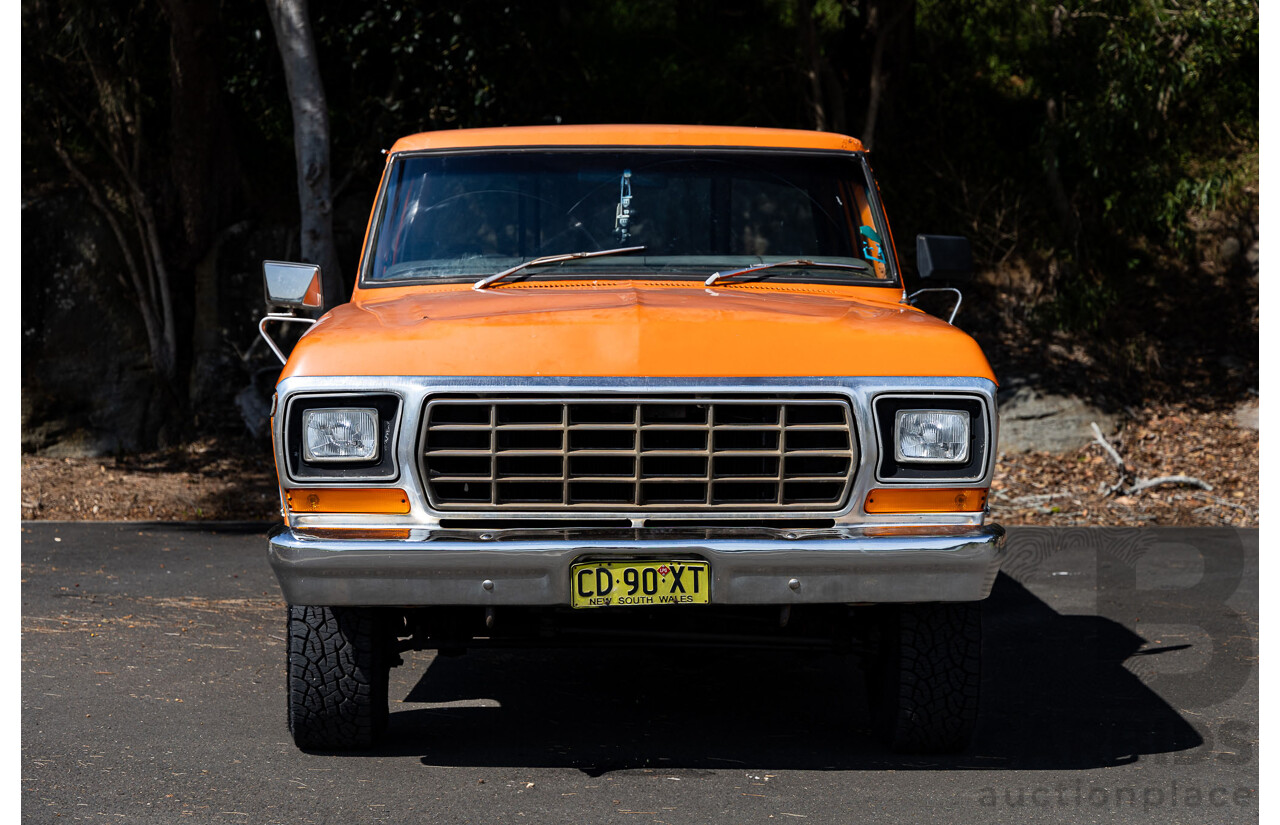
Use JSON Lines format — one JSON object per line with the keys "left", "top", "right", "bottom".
{"left": 905, "top": 287, "right": 964, "bottom": 325}
{"left": 258, "top": 313, "right": 318, "bottom": 365}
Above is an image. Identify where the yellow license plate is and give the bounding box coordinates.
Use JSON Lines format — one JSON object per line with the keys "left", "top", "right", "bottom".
{"left": 570, "top": 560, "right": 710, "bottom": 609}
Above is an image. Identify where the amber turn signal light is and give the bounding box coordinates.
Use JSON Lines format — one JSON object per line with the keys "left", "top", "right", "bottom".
{"left": 285, "top": 488, "right": 411, "bottom": 515}
{"left": 864, "top": 487, "right": 988, "bottom": 514}
{"left": 294, "top": 527, "right": 413, "bottom": 540}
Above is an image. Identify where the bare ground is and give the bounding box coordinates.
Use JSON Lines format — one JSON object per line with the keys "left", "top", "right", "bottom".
{"left": 989, "top": 403, "right": 1257, "bottom": 527}
{"left": 20, "top": 436, "right": 280, "bottom": 522}
{"left": 19, "top": 404, "right": 1257, "bottom": 527}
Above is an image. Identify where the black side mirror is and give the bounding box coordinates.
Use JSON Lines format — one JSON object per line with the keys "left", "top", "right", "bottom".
{"left": 916, "top": 235, "right": 973, "bottom": 283}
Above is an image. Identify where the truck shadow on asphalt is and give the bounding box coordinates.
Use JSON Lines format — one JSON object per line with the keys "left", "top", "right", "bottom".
{"left": 367, "top": 573, "right": 1206, "bottom": 772}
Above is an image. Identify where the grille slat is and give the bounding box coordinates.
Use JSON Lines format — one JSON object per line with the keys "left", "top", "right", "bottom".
{"left": 421, "top": 396, "right": 856, "bottom": 511}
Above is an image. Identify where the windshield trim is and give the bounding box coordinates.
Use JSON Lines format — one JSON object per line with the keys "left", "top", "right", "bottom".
{"left": 358, "top": 267, "right": 895, "bottom": 291}
{"left": 355, "top": 147, "right": 903, "bottom": 292}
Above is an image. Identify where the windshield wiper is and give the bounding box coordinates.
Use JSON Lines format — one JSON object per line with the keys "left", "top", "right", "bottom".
{"left": 704, "top": 258, "right": 870, "bottom": 287}
{"left": 473, "top": 245, "right": 646, "bottom": 290}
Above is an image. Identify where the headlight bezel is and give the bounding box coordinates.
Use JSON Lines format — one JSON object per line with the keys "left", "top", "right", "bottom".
{"left": 873, "top": 394, "right": 988, "bottom": 483}
{"left": 283, "top": 393, "right": 402, "bottom": 482}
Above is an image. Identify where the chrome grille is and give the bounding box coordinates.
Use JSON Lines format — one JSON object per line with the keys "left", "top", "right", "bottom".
{"left": 419, "top": 396, "right": 856, "bottom": 511}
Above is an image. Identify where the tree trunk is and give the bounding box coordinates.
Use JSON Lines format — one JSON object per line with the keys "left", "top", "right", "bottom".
{"left": 163, "top": 0, "right": 238, "bottom": 411}
{"left": 265, "top": 0, "right": 344, "bottom": 309}
{"left": 797, "top": 0, "right": 828, "bottom": 131}
{"left": 861, "top": 0, "right": 914, "bottom": 150}
{"left": 1043, "top": 5, "right": 1080, "bottom": 263}
{"left": 162, "top": 0, "right": 225, "bottom": 267}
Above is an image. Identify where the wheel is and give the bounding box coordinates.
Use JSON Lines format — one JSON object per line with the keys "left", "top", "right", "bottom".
{"left": 868, "top": 601, "right": 981, "bottom": 753}
{"left": 286, "top": 605, "right": 391, "bottom": 750}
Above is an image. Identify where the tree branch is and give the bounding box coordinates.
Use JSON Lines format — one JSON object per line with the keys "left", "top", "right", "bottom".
{"left": 1090, "top": 421, "right": 1212, "bottom": 497}
{"left": 1090, "top": 421, "right": 1126, "bottom": 472}
{"left": 1127, "top": 475, "right": 1213, "bottom": 495}
{"left": 50, "top": 135, "right": 160, "bottom": 355}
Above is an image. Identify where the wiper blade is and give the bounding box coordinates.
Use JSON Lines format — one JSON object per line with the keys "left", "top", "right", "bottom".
{"left": 473, "top": 245, "right": 646, "bottom": 290}
{"left": 704, "top": 258, "right": 870, "bottom": 287}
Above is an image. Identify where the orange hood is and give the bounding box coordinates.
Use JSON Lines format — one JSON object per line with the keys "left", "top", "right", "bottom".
{"left": 279, "top": 281, "right": 996, "bottom": 382}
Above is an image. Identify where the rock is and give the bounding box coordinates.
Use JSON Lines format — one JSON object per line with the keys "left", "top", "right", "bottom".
{"left": 1218, "top": 354, "right": 1247, "bottom": 372}
{"left": 1232, "top": 400, "right": 1258, "bottom": 431}
{"left": 997, "top": 386, "right": 1119, "bottom": 454}
{"left": 235, "top": 383, "right": 272, "bottom": 440}
{"left": 1219, "top": 236, "right": 1242, "bottom": 264}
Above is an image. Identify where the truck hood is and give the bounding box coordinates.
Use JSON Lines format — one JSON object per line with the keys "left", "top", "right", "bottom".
{"left": 279, "top": 281, "right": 996, "bottom": 381}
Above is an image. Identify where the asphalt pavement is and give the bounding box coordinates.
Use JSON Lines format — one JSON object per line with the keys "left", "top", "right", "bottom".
{"left": 21, "top": 523, "right": 1258, "bottom": 824}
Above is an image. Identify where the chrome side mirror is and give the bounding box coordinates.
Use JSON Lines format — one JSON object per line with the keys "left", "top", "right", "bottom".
{"left": 259, "top": 261, "right": 322, "bottom": 365}
{"left": 263, "top": 260, "right": 324, "bottom": 312}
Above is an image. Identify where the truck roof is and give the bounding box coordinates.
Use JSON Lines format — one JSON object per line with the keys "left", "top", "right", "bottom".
{"left": 387, "top": 124, "right": 865, "bottom": 154}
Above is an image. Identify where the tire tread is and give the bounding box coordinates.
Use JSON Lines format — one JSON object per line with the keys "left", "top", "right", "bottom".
{"left": 287, "top": 605, "right": 389, "bottom": 750}
{"left": 879, "top": 601, "right": 981, "bottom": 753}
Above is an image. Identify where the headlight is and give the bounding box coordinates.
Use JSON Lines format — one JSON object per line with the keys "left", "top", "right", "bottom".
{"left": 894, "top": 409, "right": 969, "bottom": 463}
{"left": 303, "top": 408, "right": 380, "bottom": 462}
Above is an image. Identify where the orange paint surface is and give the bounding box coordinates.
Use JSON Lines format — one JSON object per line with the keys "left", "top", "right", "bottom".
{"left": 388, "top": 124, "right": 865, "bottom": 155}
{"left": 281, "top": 280, "right": 995, "bottom": 381}
{"left": 285, "top": 488, "right": 412, "bottom": 515}
{"left": 863, "top": 488, "right": 989, "bottom": 514}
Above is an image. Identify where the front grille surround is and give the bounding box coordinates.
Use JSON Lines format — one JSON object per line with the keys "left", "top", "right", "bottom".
{"left": 419, "top": 395, "right": 858, "bottom": 512}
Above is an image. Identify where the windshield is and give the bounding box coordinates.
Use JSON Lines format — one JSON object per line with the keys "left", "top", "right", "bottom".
{"left": 363, "top": 150, "right": 895, "bottom": 286}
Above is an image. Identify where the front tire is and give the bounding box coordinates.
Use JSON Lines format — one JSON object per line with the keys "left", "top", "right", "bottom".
{"left": 870, "top": 601, "right": 982, "bottom": 753}
{"left": 287, "top": 605, "right": 391, "bottom": 750}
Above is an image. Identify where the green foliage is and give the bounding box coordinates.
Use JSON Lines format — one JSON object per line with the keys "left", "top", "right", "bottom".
{"left": 888, "top": 0, "right": 1257, "bottom": 331}
{"left": 1065, "top": 0, "right": 1257, "bottom": 239}
{"left": 1033, "top": 272, "right": 1120, "bottom": 334}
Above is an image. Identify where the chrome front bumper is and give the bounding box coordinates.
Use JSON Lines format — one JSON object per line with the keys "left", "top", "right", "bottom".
{"left": 268, "top": 523, "right": 1005, "bottom": 606}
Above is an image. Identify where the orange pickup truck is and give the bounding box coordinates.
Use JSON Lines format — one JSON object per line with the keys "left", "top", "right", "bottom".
{"left": 260, "top": 124, "right": 1004, "bottom": 754}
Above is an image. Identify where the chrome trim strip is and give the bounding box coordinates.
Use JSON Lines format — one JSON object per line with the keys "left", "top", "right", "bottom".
{"left": 258, "top": 314, "right": 316, "bottom": 366}
{"left": 905, "top": 286, "right": 963, "bottom": 325}
{"left": 872, "top": 392, "right": 992, "bottom": 485}
{"left": 268, "top": 523, "right": 1005, "bottom": 606}
{"left": 281, "top": 392, "right": 405, "bottom": 485}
